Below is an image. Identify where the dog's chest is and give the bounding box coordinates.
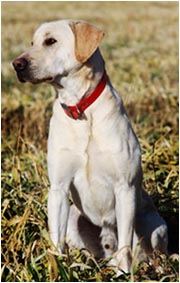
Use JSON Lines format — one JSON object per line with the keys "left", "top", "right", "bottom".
{"left": 70, "top": 120, "right": 123, "bottom": 226}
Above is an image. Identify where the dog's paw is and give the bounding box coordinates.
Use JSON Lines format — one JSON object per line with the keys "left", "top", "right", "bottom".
{"left": 108, "top": 248, "right": 132, "bottom": 275}
{"left": 101, "top": 232, "right": 117, "bottom": 257}
{"left": 108, "top": 258, "right": 130, "bottom": 277}
{"left": 151, "top": 224, "right": 168, "bottom": 253}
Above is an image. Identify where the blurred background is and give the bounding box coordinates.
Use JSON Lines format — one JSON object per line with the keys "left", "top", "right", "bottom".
{"left": 2, "top": 2, "right": 179, "bottom": 282}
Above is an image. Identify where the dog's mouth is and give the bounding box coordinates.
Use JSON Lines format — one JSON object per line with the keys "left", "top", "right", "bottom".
{"left": 30, "top": 76, "right": 54, "bottom": 84}
{"left": 16, "top": 71, "right": 54, "bottom": 84}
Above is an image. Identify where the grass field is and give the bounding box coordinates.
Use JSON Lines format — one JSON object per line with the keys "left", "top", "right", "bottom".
{"left": 1, "top": 1, "right": 179, "bottom": 282}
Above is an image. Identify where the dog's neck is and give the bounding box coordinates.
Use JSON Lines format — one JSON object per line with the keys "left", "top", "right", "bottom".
{"left": 52, "top": 49, "right": 105, "bottom": 106}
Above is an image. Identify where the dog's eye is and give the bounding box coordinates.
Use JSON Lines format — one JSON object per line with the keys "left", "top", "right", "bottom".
{"left": 31, "top": 41, "right": 33, "bottom": 46}
{"left": 44, "top": 38, "right": 57, "bottom": 46}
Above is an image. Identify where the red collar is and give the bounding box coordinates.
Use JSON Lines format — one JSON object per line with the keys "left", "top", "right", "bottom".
{"left": 61, "top": 71, "right": 107, "bottom": 120}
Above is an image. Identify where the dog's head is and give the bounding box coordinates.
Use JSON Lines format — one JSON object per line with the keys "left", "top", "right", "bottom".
{"left": 12, "top": 20, "right": 104, "bottom": 84}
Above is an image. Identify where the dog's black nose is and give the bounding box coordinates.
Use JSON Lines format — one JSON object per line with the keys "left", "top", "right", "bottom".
{"left": 12, "top": 57, "right": 28, "bottom": 71}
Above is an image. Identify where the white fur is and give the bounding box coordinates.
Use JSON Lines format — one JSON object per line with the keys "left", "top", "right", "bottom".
{"left": 13, "top": 19, "right": 168, "bottom": 274}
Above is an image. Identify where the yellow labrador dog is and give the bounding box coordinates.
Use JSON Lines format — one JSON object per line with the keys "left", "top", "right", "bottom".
{"left": 13, "top": 19, "right": 168, "bottom": 274}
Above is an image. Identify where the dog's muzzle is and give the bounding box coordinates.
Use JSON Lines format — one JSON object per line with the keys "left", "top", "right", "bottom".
{"left": 12, "top": 57, "right": 54, "bottom": 84}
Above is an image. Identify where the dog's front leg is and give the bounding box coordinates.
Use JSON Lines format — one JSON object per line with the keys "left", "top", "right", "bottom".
{"left": 48, "top": 183, "right": 70, "bottom": 252}
{"left": 114, "top": 183, "right": 136, "bottom": 274}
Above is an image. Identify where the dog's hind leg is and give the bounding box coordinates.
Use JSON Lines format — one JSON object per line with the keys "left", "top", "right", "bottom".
{"left": 135, "top": 190, "right": 168, "bottom": 256}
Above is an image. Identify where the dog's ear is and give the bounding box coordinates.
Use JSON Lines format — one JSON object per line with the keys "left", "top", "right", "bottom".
{"left": 70, "top": 21, "right": 104, "bottom": 63}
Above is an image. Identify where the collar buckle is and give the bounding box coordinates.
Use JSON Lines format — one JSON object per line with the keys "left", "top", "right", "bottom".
{"left": 61, "top": 104, "right": 86, "bottom": 120}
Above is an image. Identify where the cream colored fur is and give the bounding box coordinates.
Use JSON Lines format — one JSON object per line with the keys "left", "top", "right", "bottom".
{"left": 13, "top": 19, "right": 168, "bottom": 274}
